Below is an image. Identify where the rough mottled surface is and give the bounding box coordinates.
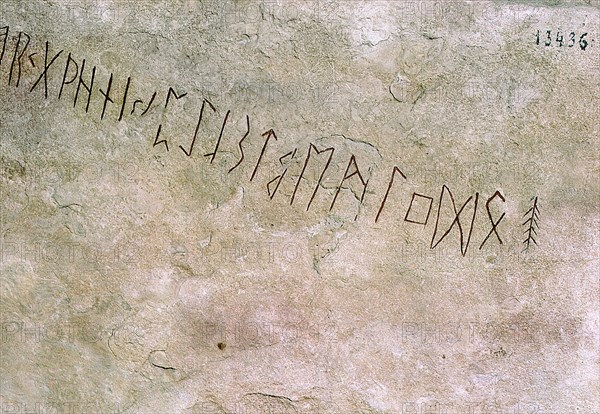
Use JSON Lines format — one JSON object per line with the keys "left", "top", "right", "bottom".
{"left": 0, "top": 1, "right": 599, "bottom": 413}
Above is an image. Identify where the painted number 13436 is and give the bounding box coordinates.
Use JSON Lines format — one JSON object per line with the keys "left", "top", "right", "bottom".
{"left": 536, "top": 30, "right": 590, "bottom": 50}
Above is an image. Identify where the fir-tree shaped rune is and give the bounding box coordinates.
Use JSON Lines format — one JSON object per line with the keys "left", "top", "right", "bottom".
{"left": 522, "top": 196, "right": 541, "bottom": 251}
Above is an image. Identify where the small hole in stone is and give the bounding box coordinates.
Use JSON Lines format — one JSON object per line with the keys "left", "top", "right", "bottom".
{"left": 442, "top": 354, "right": 446, "bottom": 359}
{"left": 217, "top": 342, "right": 226, "bottom": 350}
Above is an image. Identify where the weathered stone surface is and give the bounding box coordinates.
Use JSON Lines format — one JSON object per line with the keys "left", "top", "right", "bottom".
{"left": 0, "top": 1, "right": 598, "bottom": 413}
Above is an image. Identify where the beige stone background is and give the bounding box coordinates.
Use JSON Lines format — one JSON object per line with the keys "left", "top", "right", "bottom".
{"left": 0, "top": 0, "right": 599, "bottom": 413}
